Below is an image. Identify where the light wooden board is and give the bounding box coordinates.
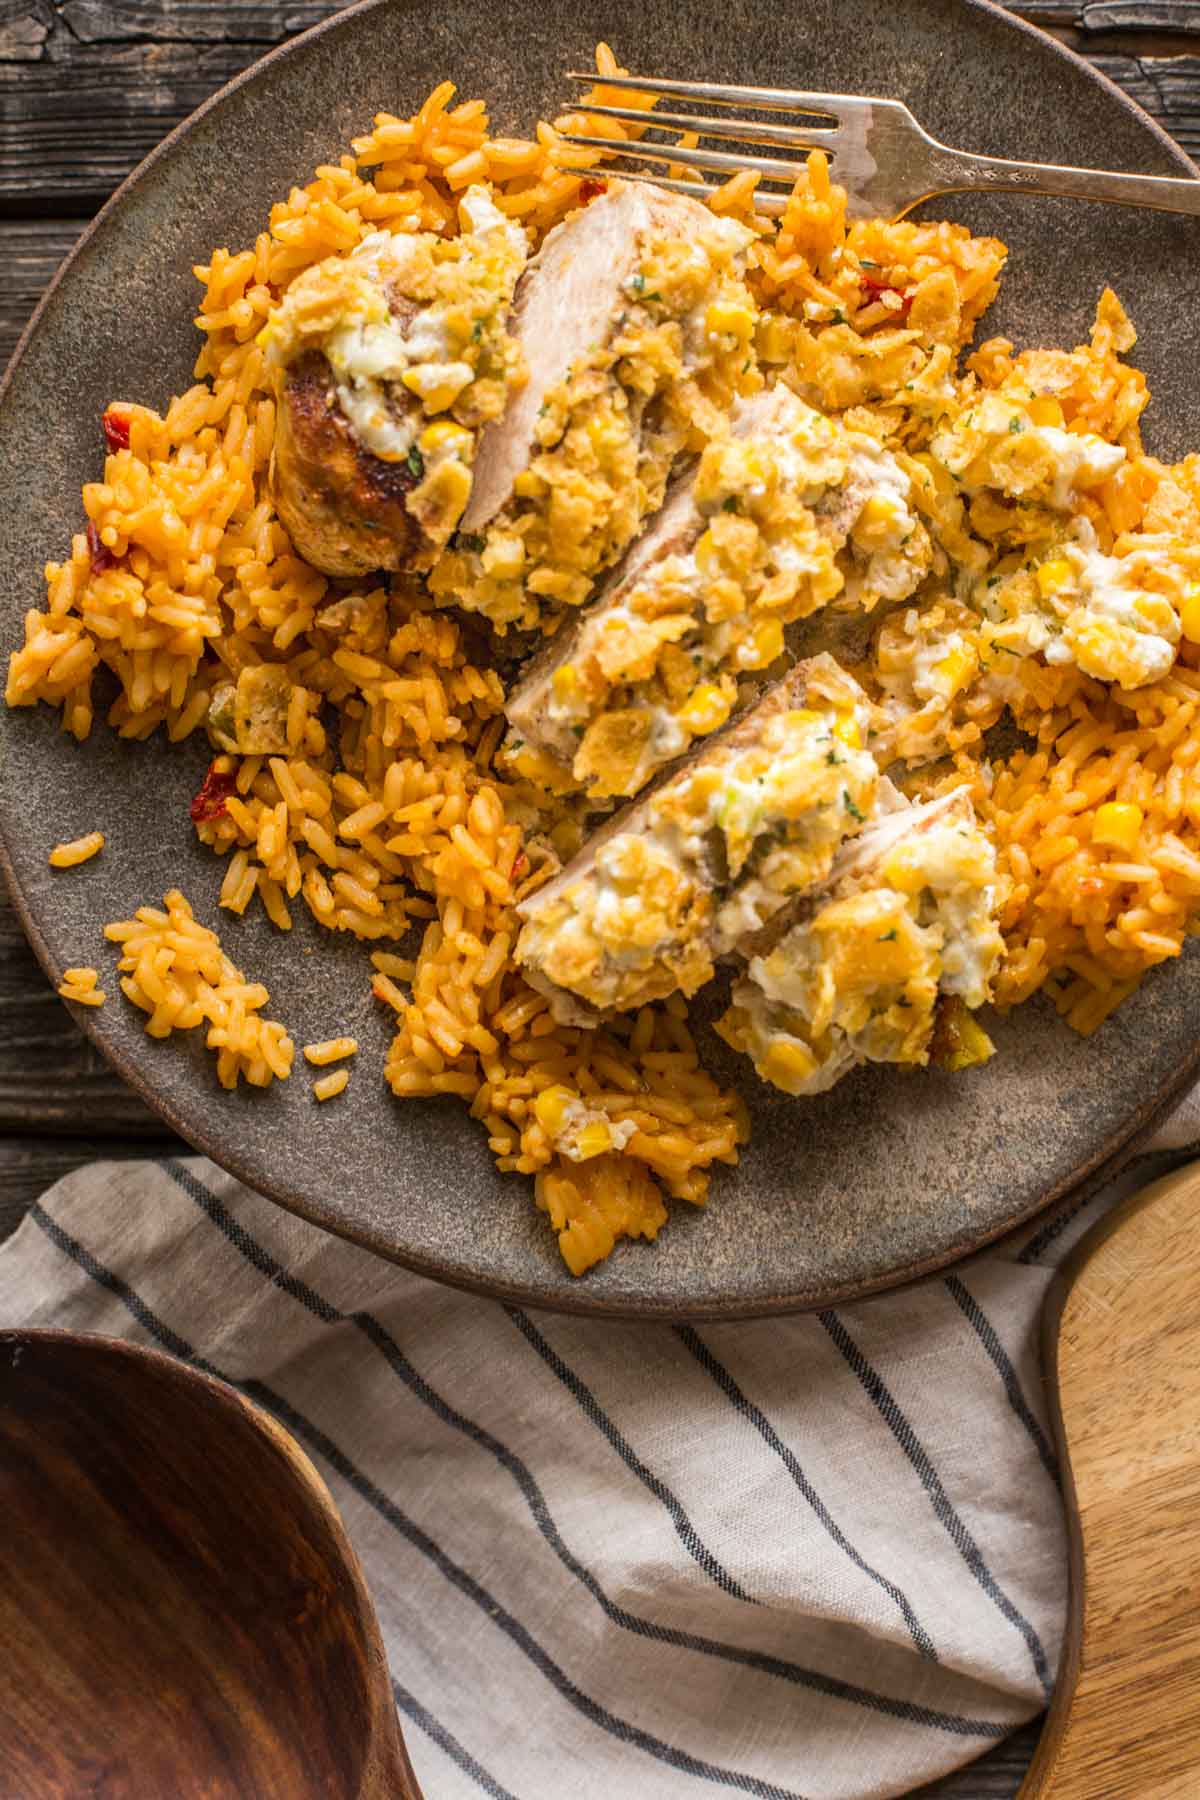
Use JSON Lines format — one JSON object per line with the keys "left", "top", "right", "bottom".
{"left": 1019, "top": 1164, "right": 1200, "bottom": 1797}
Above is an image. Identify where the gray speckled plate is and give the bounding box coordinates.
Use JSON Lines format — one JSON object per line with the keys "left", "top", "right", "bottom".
{"left": 2, "top": 0, "right": 1199, "bottom": 1318}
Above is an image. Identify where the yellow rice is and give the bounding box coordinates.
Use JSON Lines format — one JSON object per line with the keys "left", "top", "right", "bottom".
{"left": 103, "top": 889, "right": 294, "bottom": 1089}
{"left": 7, "top": 45, "right": 1198, "bottom": 1272}
{"left": 304, "top": 1036, "right": 359, "bottom": 1066}
{"left": 49, "top": 832, "right": 105, "bottom": 868}
{"left": 57, "top": 966, "right": 105, "bottom": 1007}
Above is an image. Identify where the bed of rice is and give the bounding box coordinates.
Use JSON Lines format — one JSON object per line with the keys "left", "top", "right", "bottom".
{"left": 8, "top": 45, "right": 1200, "bottom": 1272}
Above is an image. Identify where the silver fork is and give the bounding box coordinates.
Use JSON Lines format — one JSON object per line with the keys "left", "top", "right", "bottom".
{"left": 557, "top": 71, "right": 1200, "bottom": 221}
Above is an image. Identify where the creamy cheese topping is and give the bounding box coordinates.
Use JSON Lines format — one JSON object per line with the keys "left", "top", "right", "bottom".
{"left": 718, "top": 803, "right": 1003, "bottom": 1097}
{"left": 515, "top": 662, "right": 880, "bottom": 1017}
{"left": 1040, "top": 526, "right": 1182, "bottom": 689}
{"left": 266, "top": 187, "right": 527, "bottom": 464}
{"left": 930, "top": 389, "right": 1126, "bottom": 510}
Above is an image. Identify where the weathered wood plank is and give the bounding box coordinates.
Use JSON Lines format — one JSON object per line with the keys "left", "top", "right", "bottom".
{"left": 0, "top": 1, "right": 1197, "bottom": 206}
{"left": 1094, "top": 52, "right": 1200, "bottom": 157}
{"left": 0, "top": 887, "right": 170, "bottom": 1135}
{"left": 0, "top": 1135, "right": 173, "bottom": 1243}
{"left": 0, "top": 218, "right": 86, "bottom": 367}
{"left": 58, "top": 1, "right": 344, "bottom": 42}
{"left": 912, "top": 1722, "right": 1043, "bottom": 1797}
{"left": 1016, "top": 1, "right": 1200, "bottom": 33}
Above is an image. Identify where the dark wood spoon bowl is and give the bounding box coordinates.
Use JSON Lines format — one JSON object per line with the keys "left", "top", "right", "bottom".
{"left": 0, "top": 1329, "right": 423, "bottom": 1799}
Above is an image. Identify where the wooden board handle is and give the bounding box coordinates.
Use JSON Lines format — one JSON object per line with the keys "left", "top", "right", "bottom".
{"left": 1017, "top": 1162, "right": 1200, "bottom": 1798}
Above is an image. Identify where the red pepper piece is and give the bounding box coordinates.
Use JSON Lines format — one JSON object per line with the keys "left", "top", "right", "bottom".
{"left": 190, "top": 762, "right": 237, "bottom": 824}
{"left": 102, "top": 410, "right": 131, "bottom": 452}
{"left": 510, "top": 851, "right": 529, "bottom": 882}
{"left": 86, "top": 520, "right": 118, "bottom": 574}
{"left": 859, "top": 271, "right": 914, "bottom": 317}
{"left": 577, "top": 177, "right": 607, "bottom": 204}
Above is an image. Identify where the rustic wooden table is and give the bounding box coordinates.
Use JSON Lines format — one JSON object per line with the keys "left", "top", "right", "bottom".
{"left": 2, "top": 3, "right": 1198, "bottom": 1793}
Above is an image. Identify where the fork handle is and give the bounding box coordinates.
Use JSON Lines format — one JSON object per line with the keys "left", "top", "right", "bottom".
{"left": 933, "top": 147, "right": 1200, "bottom": 217}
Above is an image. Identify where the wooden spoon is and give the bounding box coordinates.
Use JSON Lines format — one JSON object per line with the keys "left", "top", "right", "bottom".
{"left": 1018, "top": 1161, "right": 1200, "bottom": 1798}
{"left": 0, "top": 1329, "right": 423, "bottom": 1799}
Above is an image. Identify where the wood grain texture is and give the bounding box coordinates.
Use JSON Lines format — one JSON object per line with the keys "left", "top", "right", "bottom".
{"left": 1017, "top": 1, "right": 1200, "bottom": 33}
{"left": 1018, "top": 1164, "right": 1200, "bottom": 1798}
{"left": 0, "top": 220, "right": 87, "bottom": 367}
{"left": 0, "top": 1328, "right": 422, "bottom": 1797}
{"left": 0, "top": 2, "right": 1197, "bottom": 204}
{"left": 0, "top": 1138, "right": 173, "bottom": 1245}
{"left": 0, "top": 888, "right": 168, "bottom": 1135}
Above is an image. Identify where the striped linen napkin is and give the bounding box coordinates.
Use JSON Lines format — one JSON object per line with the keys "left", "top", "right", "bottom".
{"left": 2, "top": 1104, "right": 1197, "bottom": 1800}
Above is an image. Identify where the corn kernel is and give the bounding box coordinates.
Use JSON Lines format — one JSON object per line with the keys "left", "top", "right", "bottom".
{"left": 1029, "top": 396, "right": 1065, "bottom": 429}
{"left": 1037, "top": 559, "right": 1073, "bottom": 598}
{"left": 883, "top": 849, "right": 927, "bottom": 895}
{"left": 429, "top": 459, "right": 472, "bottom": 515}
{"left": 755, "top": 312, "right": 796, "bottom": 364}
{"left": 833, "top": 712, "right": 861, "bottom": 748}
{"left": 678, "top": 682, "right": 732, "bottom": 736}
{"left": 750, "top": 616, "right": 785, "bottom": 666}
{"left": 860, "top": 494, "right": 898, "bottom": 529}
{"left": 552, "top": 664, "right": 579, "bottom": 703}
{"left": 762, "top": 1039, "right": 817, "bottom": 1089}
{"left": 255, "top": 324, "right": 274, "bottom": 350}
{"left": 694, "top": 527, "right": 720, "bottom": 575}
{"left": 401, "top": 360, "right": 473, "bottom": 410}
{"left": 481, "top": 534, "right": 525, "bottom": 580}
{"left": 705, "top": 299, "right": 755, "bottom": 342}
{"left": 1092, "top": 802, "right": 1143, "bottom": 853}
{"left": 418, "top": 420, "right": 473, "bottom": 455}
{"left": 574, "top": 1121, "right": 612, "bottom": 1160}
{"left": 1180, "top": 582, "right": 1200, "bottom": 646}
{"left": 534, "top": 1085, "right": 573, "bottom": 1136}
{"left": 933, "top": 644, "right": 977, "bottom": 697}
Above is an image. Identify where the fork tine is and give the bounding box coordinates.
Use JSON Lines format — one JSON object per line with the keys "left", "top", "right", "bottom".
{"left": 564, "top": 70, "right": 876, "bottom": 120}
{"left": 559, "top": 164, "right": 788, "bottom": 215}
{"left": 555, "top": 132, "right": 813, "bottom": 187}
{"left": 577, "top": 102, "right": 839, "bottom": 148}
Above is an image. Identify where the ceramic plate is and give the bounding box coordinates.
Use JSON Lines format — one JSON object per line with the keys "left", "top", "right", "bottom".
{"left": 3, "top": 0, "right": 1198, "bottom": 1317}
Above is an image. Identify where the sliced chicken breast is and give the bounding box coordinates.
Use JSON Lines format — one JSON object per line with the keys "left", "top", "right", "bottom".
{"left": 264, "top": 188, "right": 528, "bottom": 578}
{"left": 717, "top": 788, "right": 1004, "bottom": 1096}
{"left": 514, "top": 654, "right": 881, "bottom": 1022}
{"left": 501, "top": 384, "right": 936, "bottom": 802}
{"left": 430, "top": 180, "right": 759, "bottom": 631}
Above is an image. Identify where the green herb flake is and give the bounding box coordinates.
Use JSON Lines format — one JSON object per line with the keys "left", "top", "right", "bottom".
{"left": 471, "top": 319, "right": 484, "bottom": 342}
{"left": 721, "top": 495, "right": 740, "bottom": 513}
{"left": 878, "top": 929, "right": 898, "bottom": 942}
{"left": 825, "top": 750, "right": 840, "bottom": 766}
{"left": 458, "top": 532, "right": 485, "bottom": 554}
{"left": 629, "top": 272, "right": 646, "bottom": 295}
{"left": 1008, "top": 415, "right": 1025, "bottom": 435}
{"left": 406, "top": 444, "right": 425, "bottom": 480}
{"left": 843, "top": 791, "right": 865, "bottom": 822}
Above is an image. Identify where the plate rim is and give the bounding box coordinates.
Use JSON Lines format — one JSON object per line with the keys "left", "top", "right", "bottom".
{"left": 2, "top": 0, "right": 1198, "bottom": 1319}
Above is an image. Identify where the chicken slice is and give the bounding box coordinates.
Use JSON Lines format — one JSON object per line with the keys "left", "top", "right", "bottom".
{"left": 514, "top": 654, "right": 880, "bottom": 1022}
{"left": 264, "top": 187, "right": 528, "bottom": 577}
{"left": 716, "top": 789, "right": 1004, "bottom": 1096}
{"left": 502, "top": 383, "right": 932, "bottom": 801}
{"left": 429, "top": 181, "right": 759, "bottom": 631}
